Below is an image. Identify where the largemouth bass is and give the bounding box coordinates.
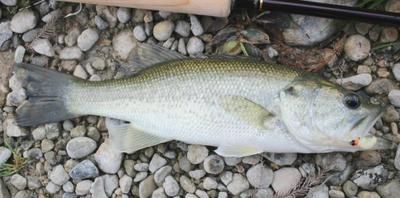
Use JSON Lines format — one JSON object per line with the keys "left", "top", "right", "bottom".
{"left": 14, "top": 44, "right": 393, "bottom": 156}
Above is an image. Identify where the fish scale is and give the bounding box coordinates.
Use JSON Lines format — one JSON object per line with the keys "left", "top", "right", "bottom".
{"left": 14, "top": 44, "right": 392, "bottom": 155}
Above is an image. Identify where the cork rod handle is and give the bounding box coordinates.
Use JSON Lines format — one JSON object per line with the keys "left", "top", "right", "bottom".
{"left": 60, "top": 0, "right": 232, "bottom": 17}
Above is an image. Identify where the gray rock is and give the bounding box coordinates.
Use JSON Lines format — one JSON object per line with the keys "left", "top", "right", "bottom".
{"left": 0, "top": 0, "right": 16, "bottom": 6}
{"left": 46, "top": 181, "right": 60, "bottom": 194}
{"left": 10, "top": 10, "right": 37, "bottom": 33}
{"left": 306, "top": 184, "right": 329, "bottom": 198}
{"left": 246, "top": 163, "right": 273, "bottom": 189}
{"left": 175, "top": 20, "right": 191, "bottom": 37}
{"left": 73, "top": 65, "right": 88, "bottom": 79}
{"left": 102, "top": 174, "right": 118, "bottom": 197}
{"left": 0, "top": 179, "right": 10, "bottom": 198}
{"left": 178, "top": 155, "right": 192, "bottom": 172}
{"left": 14, "top": 45, "right": 25, "bottom": 63}
{"left": 190, "top": 15, "right": 204, "bottom": 36}
{"left": 149, "top": 153, "right": 167, "bottom": 173}
{"left": 328, "top": 189, "right": 345, "bottom": 198}
{"left": 60, "top": 47, "right": 83, "bottom": 60}
{"left": 152, "top": 187, "right": 167, "bottom": 198}
{"left": 134, "top": 172, "right": 148, "bottom": 182}
{"left": 66, "top": 137, "right": 97, "bottom": 159}
{"left": 343, "top": 180, "right": 358, "bottom": 197}
{"left": 392, "top": 63, "right": 400, "bottom": 81}
{"left": 94, "top": 16, "right": 109, "bottom": 30}
{"left": 23, "top": 148, "right": 43, "bottom": 160}
{"left": 14, "top": 190, "right": 30, "bottom": 198}
{"left": 376, "top": 180, "right": 400, "bottom": 198}
{"left": 22, "top": 29, "right": 39, "bottom": 42}
{"left": 154, "top": 165, "right": 172, "bottom": 185}
{"left": 41, "top": 139, "right": 54, "bottom": 152}
{"left": 163, "top": 176, "right": 180, "bottom": 197}
{"left": 178, "top": 38, "right": 187, "bottom": 55}
{"left": 163, "top": 37, "right": 175, "bottom": 49}
{"left": 70, "top": 125, "right": 86, "bottom": 137}
{"left": 336, "top": 74, "right": 372, "bottom": 91}
{"left": 187, "top": 145, "right": 208, "bottom": 164}
{"left": 187, "top": 37, "right": 204, "bottom": 55}
{"left": 380, "top": 27, "right": 398, "bottom": 43}
{"left": 344, "top": 34, "right": 371, "bottom": 61}
{"left": 227, "top": 173, "right": 249, "bottom": 195}
{"left": 133, "top": 25, "right": 147, "bottom": 42}
{"left": 357, "top": 191, "right": 380, "bottom": 198}
{"left": 352, "top": 165, "right": 388, "bottom": 190}
{"left": 69, "top": 160, "right": 99, "bottom": 181}
{"left": 0, "top": 21, "right": 12, "bottom": 47}
{"left": 31, "top": 38, "right": 54, "bottom": 57}
{"left": 11, "top": 174, "right": 27, "bottom": 190}
{"left": 272, "top": 168, "right": 302, "bottom": 195}
{"left": 386, "top": 0, "right": 400, "bottom": 13}
{"left": 6, "top": 87, "right": 26, "bottom": 106}
{"left": 139, "top": 175, "right": 156, "bottom": 198}
{"left": 203, "top": 177, "right": 218, "bottom": 190}
{"left": 27, "top": 176, "right": 41, "bottom": 190}
{"left": 262, "top": 153, "right": 297, "bottom": 166}
{"left": 389, "top": 90, "right": 400, "bottom": 107}
{"left": 189, "top": 169, "right": 206, "bottom": 180}
{"left": 65, "top": 27, "right": 80, "bottom": 47}
{"left": 44, "top": 126, "right": 58, "bottom": 138}
{"left": 203, "top": 154, "right": 224, "bottom": 174}
{"left": 366, "top": 79, "right": 395, "bottom": 95}
{"left": 4, "top": 116, "right": 27, "bottom": 137}
{"left": 180, "top": 175, "right": 196, "bottom": 193}
{"left": 119, "top": 175, "right": 133, "bottom": 193}
{"left": 153, "top": 20, "right": 174, "bottom": 41}
{"left": 395, "top": 145, "right": 400, "bottom": 171}
{"left": 382, "top": 106, "right": 400, "bottom": 123}
{"left": 113, "top": 30, "right": 136, "bottom": 60}
{"left": 224, "top": 156, "right": 241, "bottom": 166}
{"left": 195, "top": 189, "right": 208, "bottom": 198}
{"left": 94, "top": 139, "right": 123, "bottom": 174}
{"left": 62, "top": 181, "right": 74, "bottom": 192}
{"left": 220, "top": 171, "right": 233, "bottom": 186}
{"left": 77, "top": 28, "right": 99, "bottom": 51}
{"left": 50, "top": 165, "right": 70, "bottom": 186}
{"left": 283, "top": 0, "right": 355, "bottom": 46}
{"left": 75, "top": 180, "right": 92, "bottom": 195}
{"left": 90, "top": 177, "right": 108, "bottom": 198}
{"left": 44, "top": 123, "right": 60, "bottom": 140}
{"left": 315, "top": 153, "right": 347, "bottom": 172}
{"left": 62, "top": 192, "right": 76, "bottom": 198}
{"left": 134, "top": 163, "right": 149, "bottom": 172}
{"left": 117, "top": 7, "right": 131, "bottom": 24}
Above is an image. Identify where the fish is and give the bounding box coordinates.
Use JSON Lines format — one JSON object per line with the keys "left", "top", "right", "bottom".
{"left": 14, "top": 43, "right": 394, "bottom": 157}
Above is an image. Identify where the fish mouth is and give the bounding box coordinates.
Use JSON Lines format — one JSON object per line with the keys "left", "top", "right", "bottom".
{"left": 351, "top": 108, "right": 383, "bottom": 138}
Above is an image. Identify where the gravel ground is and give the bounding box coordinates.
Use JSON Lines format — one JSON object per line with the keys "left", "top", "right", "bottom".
{"left": 1, "top": 0, "right": 400, "bottom": 198}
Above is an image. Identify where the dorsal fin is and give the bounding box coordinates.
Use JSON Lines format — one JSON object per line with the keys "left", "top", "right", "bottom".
{"left": 130, "top": 43, "right": 187, "bottom": 68}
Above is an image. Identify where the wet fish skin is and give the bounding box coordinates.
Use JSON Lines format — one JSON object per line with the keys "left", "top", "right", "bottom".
{"left": 14, "top": 45, "right": 391, "bottom": 156}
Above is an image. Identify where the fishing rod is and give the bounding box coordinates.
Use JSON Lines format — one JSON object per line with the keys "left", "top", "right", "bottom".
{"left": 60, "top": 0, "right": 400, "bottom": 25}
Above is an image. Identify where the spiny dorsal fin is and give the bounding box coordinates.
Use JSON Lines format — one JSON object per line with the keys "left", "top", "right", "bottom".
{"left": 106, "top": 118, "right": 171, "bottom": 153}
{"left": 130, "top": 43, "right": 186, "bottom": 68}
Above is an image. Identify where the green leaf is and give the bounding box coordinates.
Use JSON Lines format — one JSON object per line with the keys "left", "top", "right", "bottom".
{"left": 217, "top": 40, "right": 242, "bottom": 55}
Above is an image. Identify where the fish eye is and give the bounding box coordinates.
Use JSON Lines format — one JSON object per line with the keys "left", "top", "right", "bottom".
{"left": 343, "top": 93, "right": 361, "bottom": 109}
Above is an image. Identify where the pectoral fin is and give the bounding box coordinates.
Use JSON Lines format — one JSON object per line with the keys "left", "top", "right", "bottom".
{"left": 215, "top": 145, "right": 263, "bottom": 157}
{"left": 106, "top": 118, "right": 170, "bottom": 153}
{"left": 220, "top": 96, "right": 274, "bottom": 130}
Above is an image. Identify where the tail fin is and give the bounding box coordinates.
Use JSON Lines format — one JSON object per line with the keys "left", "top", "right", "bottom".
{"left": 14, "top": 63, "right": 80, "bottom": 126}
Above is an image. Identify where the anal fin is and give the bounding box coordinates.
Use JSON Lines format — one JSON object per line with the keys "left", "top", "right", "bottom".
{"left": 106, "top": 118, "right": 170, "bottom": 153}
{"left": 215, "top": 145, "right": 263, "bottom": 157}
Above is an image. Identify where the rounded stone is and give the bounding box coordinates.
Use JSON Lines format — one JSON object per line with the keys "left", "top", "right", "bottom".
{"left": 77, "top": 28, "right": 99, "bottom": 51}
{"left": 246, "top": 163, "right": 273, "bottom": 189}
{"left": 344, "top": 34, "right": 371, "bottom": 61}
{"left": 271, "top": 168, "right": 302, "bottom": 195}
{"left": 66, "top": 137, "right": 97, "bottom": 159}
{"left": 69, "top": 160, "right": 99, "bottom": 181}
{"left": 187, "top": 145, "right": 208, "bottom": 164}
{"left": 153, "top": 20, "right": 174, "bottom": 41}
{"left": 10, "top": 10, "right": 37, "bottom": 33}
{"left": 203, "top": 155, "right": 224, "bottom": 174}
